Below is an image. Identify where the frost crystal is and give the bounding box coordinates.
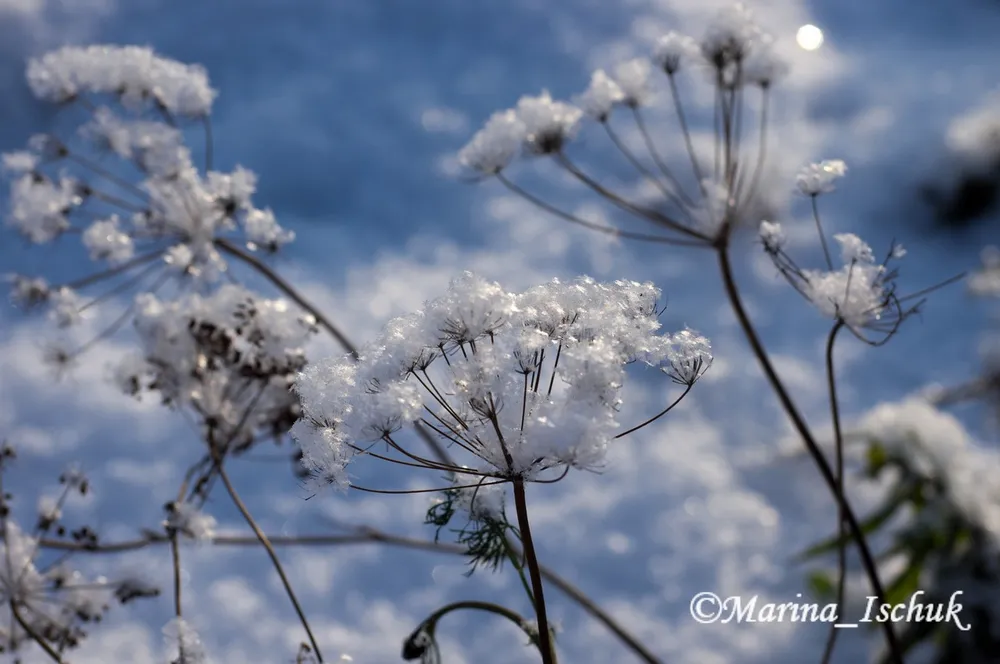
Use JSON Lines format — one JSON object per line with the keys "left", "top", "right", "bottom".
{"left": 614, "top": 59, "right": 653, "bottom": 107}
{"left": 796, "top": 159, "right": 847, "bottom": 195}
{"left": 652, "top": 32, "right": 699, "bottom": 74}
{"left": 701, "top": 3, "right": 764, "bottom": 67}
{"left": 758, "top": 220, "right": 785, "bottom": 249}
{"left": 293, "top": 274, "right": 709, "bottom": 490}
{"left": 515, "top": 90, "right": 582, "bottom": 155}
{"left": 802, "top": 234, "right": 889, "bottom": 327}
{"left": 163, "top": 617, "right": 212, "bottom": 663}
{"left": 575, "top": 70, "right": 625, "bottom": 122}
{"left": 458, "top": 109, "right": 526, "bottom": 174}
{"left": 27, "top": 45, "right": 217, "bottom": 116}
{"left": 83, "top": 215, "right": 135, "bottom": 263}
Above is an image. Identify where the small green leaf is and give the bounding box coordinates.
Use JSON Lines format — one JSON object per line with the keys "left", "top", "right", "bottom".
{"left": 806, "top": 570, "right": 836, "bottom": 601}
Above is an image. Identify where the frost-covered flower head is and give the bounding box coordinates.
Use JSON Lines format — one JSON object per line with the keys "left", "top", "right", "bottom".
{"left": 700, "top": 3, "right": 766, "bottom": 72}
{"left": 515, "top": 91, "right": 583, "bottom": 155}
{"left": 27, "top": 45, "right": 216, "bottom": 116}
{"left": 458, "top": 3, "right": 788, "bottom": 249}
{"left": 574, "top": 70, "right": 625, "bottom": 122}
{"left": 120, "top": 285, "right": 316, "bottom": 458}
{"left": 163, "top": 617, "right": 213, "bottom": 664}
{"left": 796, "top": 159, "right": 848, "bottom": 195}
{"left": 0, "top": 448, "right": 160, "bottom": 657}
{"left": 762, "top": 159, "right": 958, "bottom": 339}
{"left": 164, "top": 500, "right": 217, "bottom": 541}
{"left": 653, "top": 32, "right": 700, "bottom": 75}
{"left": 292, "top": 273, "right": 710, "bottom": 491}
{"left": 458, "top": 109, "right": 526, "bottom": 175}
{"left": 4, "top": 46, "right": 297, "bottom": 377}
{"left": 614, "top": 58, "right": 654, "bottom": 107}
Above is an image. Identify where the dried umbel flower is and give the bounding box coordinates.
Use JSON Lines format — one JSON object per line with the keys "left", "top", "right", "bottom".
{"left": 292, "top": 273, "right": 710, "bottom": 492}
{"left": 122, "top": 285, "right": 316, "bottom": 453}
{"left": 796, "top": 160, "right": 848, "bottom": 196}
{"left": 0, "top": 460, "right": 159, "bottom": 658}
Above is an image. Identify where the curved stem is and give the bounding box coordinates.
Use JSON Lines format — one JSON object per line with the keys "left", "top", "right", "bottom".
{"left": 615, "top": 384, "right": 693, "bottom": 439}
{"left": 496, "top": 174, "right": 703, "bottom": 247}
{"left": 512, "top": 478, "right": 555, "bottom": 664}
{"left": 414, "top": 600, "right": 551, "bottom": 660}
{"left": 10, "top": 601, "right": 64, "bottom": 663}
{"left": 820, "top": 320, "right": 847, "bottom": 664}
{"left": 715, "top": 246, "right": 902, "bottom": 664}
{"left": 217, "top": 464, "right": 324, "bottom": 662}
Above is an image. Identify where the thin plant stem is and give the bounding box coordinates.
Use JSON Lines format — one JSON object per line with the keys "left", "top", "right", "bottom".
{"left": 820, "top": 320, "right": 847, "bottom": 664}
{"left": 615, "top": 384, "right": 693, "bottom": 439}
{"left": 512, "top": 478, "right": 555, "bottom": 664}
{"left": 416, "top": 600, "right": 554, "bottom": 661}
{"left": 667, "top": 73, "right": 706, "bottom": 198}
{"left": 9, "top": 601, "right": 64, "bottom": 663}
{"left": 216, "top": 463, "right": 324, "bottom": 662}
{"left": 32, "top": 527, "right": 661, "bottom": 664}
{"left": 812, "top": 196, "right": 834, "bottom": 270}
{"left": 715, "top": 245, "right": 902, "bottom": 664}
{"left": 496, "top": 174, "right": 703, "bottom": 247}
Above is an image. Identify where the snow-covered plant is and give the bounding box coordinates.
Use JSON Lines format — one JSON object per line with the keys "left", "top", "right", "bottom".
{"left": 455, "top": 5, "right": 965, "bottom": 663}
{"left": 757, "top": 163, "right": 947, "bottom": 342}
{"left": 293, "top": 272, "right": 710, "bottom": 661}
{"left": 3, "top": 45, "right": 300, "bottom": 384}
{"left": 117, "top": 284, "right": 317, "bottom": 463}
{"left": 292, "top": 273, "right": 709, "bottom": 491}
{"left": 800, "top": 396, "right": 1000, "bottom": 663}
{"left": 0, "top": 445, "right": 160, "bottom": 659}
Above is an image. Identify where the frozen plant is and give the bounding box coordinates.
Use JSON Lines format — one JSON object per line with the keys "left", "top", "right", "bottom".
{"left": 293, "top": 272, "right": 710, "bottom": 662}
{"left": 456, "top": 4, "right": 966, "bottom": 662}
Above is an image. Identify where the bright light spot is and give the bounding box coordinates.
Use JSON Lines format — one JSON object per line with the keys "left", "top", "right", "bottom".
{"left": 796, "top": 24, "right": 824, "bottom": 50}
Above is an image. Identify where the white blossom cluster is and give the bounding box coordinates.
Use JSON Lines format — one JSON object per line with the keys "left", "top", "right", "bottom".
{"left": 761, "top": 224, "right": 902, "bottom": 329}
{"left": 292, "top": 273, "right": 711, "bottom": 490}
{"left": 796, "top": 159, "right": 848, "bottom": 196}
{"left": 4, "top": 46, "right": 294, "bottom": 300}
{"left": 26, "top": 45, "right": 216, "bottom": 116}
{"left": 0, "top": 521, "right": 114, "bottom": 653}
{"left": 117, "top": 285, "right": 316, "bottom": 449}
{"left": 458, "top": 3, "right": 784, "bottom": 175}
{"left": 760, "top": 160, "right": 912, "bottom": 332}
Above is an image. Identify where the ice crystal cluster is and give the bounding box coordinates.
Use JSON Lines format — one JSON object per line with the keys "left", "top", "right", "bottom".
{"left": 292, "top": 273, "right": 711, "bottom": 490}
{"left": 4, "top": 45, "right": 294, "bottom": 290}
{"left": 117, "top": 285, "right": 317, "bottom": 450}
{"left": 458, "top": 2, "right": 784, "bottom": 175}
{"left": 760, "top": 160, "right": 912, "bottom": 333}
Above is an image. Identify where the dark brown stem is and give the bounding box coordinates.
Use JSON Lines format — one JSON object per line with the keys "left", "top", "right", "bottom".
{"left": 716, "top": 246, "right": 902, "bottom": 664}
{"left": 820, "top": 320, "right": 847, "bottom": 664}
{"left": 512, "top": 478, "right": 555, "bottom": 664}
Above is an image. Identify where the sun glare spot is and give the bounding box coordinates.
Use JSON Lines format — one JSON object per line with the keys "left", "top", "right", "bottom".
{"left": 796, "top": 24, "right": 824, "bottom": 51}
